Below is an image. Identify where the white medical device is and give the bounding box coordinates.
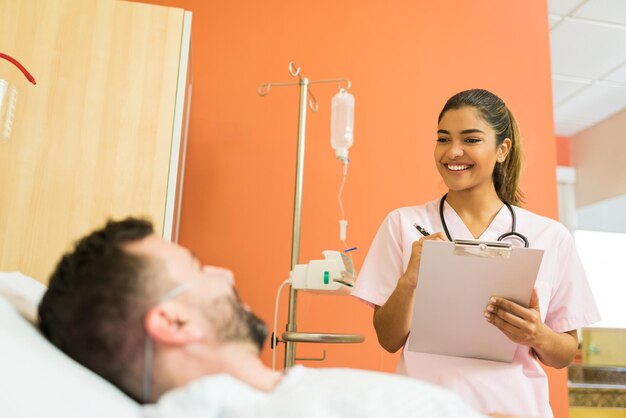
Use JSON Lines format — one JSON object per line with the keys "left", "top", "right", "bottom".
{"left": 290, "top": 250, "right": 354, "bottom": 294}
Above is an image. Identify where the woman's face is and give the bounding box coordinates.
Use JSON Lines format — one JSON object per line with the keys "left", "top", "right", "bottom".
{"left": 434, "top": 106, "right": 510, "bottom": 194}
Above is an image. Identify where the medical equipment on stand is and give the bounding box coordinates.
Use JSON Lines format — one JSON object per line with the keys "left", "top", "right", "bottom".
{"left": 291, "top": 250, "right": 354, "bottom": 293}
{"left": 270, "top": 250, "right": 358, "bottom": 370}
{"left": 259, "top": 62, "right": 363, "bottom": 370}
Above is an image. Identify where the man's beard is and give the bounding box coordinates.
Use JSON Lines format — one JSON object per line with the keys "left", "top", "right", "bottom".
{"left": 204, "top": 294, "right": 268, "bottom": 352}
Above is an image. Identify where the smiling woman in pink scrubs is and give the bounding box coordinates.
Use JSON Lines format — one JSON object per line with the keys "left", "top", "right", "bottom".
{"left": 352, "top": 89, "right": 600, "bottom": 418}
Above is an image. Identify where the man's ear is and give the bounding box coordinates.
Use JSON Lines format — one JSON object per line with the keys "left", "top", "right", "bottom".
{"left": 144, "top": 302, "right": 205, "bottom": 345}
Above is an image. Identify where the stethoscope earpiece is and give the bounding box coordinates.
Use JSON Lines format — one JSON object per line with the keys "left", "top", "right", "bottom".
{"left": 439, "top": 194, "right": 530, "bottom": 248}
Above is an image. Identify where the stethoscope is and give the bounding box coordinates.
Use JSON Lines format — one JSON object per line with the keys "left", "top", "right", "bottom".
{"left": 439, "top": 193, "right": 529, "bottom": 248}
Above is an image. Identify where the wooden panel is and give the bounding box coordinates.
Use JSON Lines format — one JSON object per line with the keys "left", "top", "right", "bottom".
{"left": 570, "top": 407, "right": 626, "bottom": 418}
{"left": 0, "top": 0, "right": 184, "bottom": 282}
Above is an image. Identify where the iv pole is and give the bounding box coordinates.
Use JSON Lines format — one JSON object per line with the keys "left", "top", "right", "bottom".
{"left": 258, "top": 62, "right": 362, "bottom": 368}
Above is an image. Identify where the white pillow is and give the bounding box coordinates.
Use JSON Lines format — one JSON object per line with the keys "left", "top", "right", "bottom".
{"left": 0, "top": 271, "right": 46, "bottom": 323}
{"left": 0, "top": 272, "right": 140, "bottom": 418}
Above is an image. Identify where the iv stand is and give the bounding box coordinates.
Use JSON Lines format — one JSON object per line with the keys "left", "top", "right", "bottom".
{"left": 258, "top": 62, "right": 363, "bottom": 368}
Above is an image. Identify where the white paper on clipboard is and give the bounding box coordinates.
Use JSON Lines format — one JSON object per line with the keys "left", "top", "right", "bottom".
{"left": 406, "top": 239, "right": 544, "bottom": 363}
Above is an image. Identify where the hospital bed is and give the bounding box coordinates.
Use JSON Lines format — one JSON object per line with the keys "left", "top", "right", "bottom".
{"left": 0, "top": 272, "right": 502, "bottom": 418}
{"left": 0, "top": 272, "right": 140, "bottom": 418}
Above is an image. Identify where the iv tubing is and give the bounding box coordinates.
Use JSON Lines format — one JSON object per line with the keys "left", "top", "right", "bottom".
{"left": 272, "top": 279, "right": 291, "bottom": 371}
{"left": 338, "top": 161, "right": 348, "bottom": 224}
{"left": 338, "top": 160, "right": 356, "bottom": 276}
{"left": 338, "top": 160, "right": 349, "bottom": 249}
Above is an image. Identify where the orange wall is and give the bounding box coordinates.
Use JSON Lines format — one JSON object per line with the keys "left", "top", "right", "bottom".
{"left": 136, "top": 0, "right": 565, "bottom": 415}
{"left": 556, "top": 135, "right": 573, "bottom": 166}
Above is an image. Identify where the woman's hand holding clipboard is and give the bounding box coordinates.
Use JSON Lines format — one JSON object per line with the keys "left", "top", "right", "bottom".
{"left": 485, "top": 288, "right": 544, "bottom": 347}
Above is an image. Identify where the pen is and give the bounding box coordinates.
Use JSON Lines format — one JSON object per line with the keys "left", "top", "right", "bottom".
{"left": 414, "top": 223, "right": 430, "bottom": 237}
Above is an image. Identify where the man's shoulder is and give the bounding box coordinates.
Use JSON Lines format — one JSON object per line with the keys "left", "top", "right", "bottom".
{"left": 144, "top": 374, "right": 263, "bottom": 417}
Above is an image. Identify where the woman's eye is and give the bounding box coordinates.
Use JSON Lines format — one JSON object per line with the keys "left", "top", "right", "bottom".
{"left": 436, "top": 137, "right": 449, "bottom": 143}
{"left": 465, "top": 137, "right": 481, "bottom": 143}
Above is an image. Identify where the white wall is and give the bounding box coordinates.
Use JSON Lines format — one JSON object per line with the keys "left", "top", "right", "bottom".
{"left": 572, "top": 108, "right": 626, "bottom": 207}
{"left": 557, "top": 166, "right": 576, "bottom": 231}
{"left": 575, "top": 230, "right": 626, "bottom": 329}
{"left": 577, "top": 193, "right": 626, "bottom": 233}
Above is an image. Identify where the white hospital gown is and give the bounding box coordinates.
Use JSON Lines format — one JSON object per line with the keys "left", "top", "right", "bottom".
{"left": 142, "top": 365, "right": 487, "bottom": 418}
{"left": 352, "top": 198, "right": 601, "bottom": 418}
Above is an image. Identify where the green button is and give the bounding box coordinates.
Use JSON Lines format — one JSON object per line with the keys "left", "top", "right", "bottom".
{"left": 323, "top": 271, "right": 329, "bottom": 284}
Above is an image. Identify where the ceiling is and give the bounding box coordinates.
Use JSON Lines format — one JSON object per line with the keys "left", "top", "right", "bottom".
{"left": 549, "top": 0, "right": 626, "bottom": 136}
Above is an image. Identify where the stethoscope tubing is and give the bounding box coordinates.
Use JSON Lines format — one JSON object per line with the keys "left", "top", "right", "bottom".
{"left": 439, "top": 194, "right": 529, "bottom": 248}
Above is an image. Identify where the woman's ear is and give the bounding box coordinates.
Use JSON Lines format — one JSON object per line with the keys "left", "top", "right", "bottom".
{"left": 144, "top": 302, "right": 205, "bottom": 345}
{"left": 497, "top": 138, "right": 512, "bottom": 163}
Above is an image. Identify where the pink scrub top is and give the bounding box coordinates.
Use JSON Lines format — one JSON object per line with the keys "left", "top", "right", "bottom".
{"left": 352, "top": 198, "right": 601, "bottom": 418}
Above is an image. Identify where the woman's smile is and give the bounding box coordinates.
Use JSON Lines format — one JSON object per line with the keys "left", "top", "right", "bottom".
{"left": 443, "top": 163, "right": 474, "bottom": 173}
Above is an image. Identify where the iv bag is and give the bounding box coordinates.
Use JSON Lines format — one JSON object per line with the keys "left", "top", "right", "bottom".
{"left": 330, "top": 90, "right": 354, "bottom": 161}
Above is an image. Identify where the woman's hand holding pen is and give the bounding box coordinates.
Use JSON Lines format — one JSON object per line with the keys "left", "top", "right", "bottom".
{"left": 374, "top": 226, "right": 447, "bottom": 353}
{"left": 402, "top": 227, "right": 447, "bottom": 288}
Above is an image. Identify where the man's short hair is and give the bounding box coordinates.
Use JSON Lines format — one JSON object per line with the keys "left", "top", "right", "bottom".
{"left": 38, "top": 218, "right": 163, "bottom": 402}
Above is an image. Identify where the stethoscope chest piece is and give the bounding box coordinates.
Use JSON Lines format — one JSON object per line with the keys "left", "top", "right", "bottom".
{"left": 497, "top": 231, "right": 529, "bottom": 248}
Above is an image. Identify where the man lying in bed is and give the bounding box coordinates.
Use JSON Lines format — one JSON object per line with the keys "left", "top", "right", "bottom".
{"left": 38, "top": 218, "right": 522, "bottom": 418}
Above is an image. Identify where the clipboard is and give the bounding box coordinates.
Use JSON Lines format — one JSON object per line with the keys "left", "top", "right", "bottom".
{"left": 406, "top": 239, "right": 544, "bottom": 363}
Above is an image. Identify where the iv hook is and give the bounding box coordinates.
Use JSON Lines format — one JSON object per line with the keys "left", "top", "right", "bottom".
{"left": 337, "top": 79, "right": 351, "bottom": 92}
{"left": 307, "top": 89, "right": 318, "bottom": 112}
{"left": 288, "top": 61, "right": 317, "bottom": 111}
{"left": 288, "top": 61, "right": 301, "bottom": 78}
{"left": 258, "top": 83, "right": 271, "bottom": 96}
